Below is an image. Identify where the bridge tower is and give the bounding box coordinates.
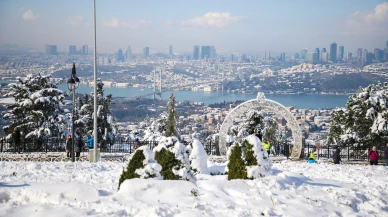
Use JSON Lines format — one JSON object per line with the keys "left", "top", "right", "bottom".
{"left": 159, "top": 67, "right": 162, "bottom": 100}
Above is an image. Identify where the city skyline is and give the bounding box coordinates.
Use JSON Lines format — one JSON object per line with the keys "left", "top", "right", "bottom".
{"left": 0, "top": 0, "right": 387, "bottom": 53}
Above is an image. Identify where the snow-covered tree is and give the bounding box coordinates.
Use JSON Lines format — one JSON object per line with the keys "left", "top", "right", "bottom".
{"left": 2, "top": 74, "right": 66, "bottom": 146}
{"left": 154, "top": 136, "right": 196, "bottom": 182}
{"left": 118, "top": 146, "right": 162, "bottom": 189}
{"left": 165, "top": 93, "right": 178, "bottom": 137}
{"left": 328, "top": 82, "right": 388, "bottom": 147}
{"left": 229, "top": 109, "right": 264, "bottom": 139}
{"left": 262, "top": 116, "right": 281, "bottom": 145}
{"left": 189, "top": 139, "right": 209, "bottom": 175}
{"left": 77, "top": 79, "right": 115, "bottom": 147}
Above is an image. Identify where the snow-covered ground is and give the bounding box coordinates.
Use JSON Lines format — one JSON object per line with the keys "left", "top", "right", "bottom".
{"left": 0, "top": 161, "right": 387, "bottom": 217}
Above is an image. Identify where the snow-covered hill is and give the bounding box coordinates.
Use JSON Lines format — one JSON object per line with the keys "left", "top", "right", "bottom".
{"left": 0, "top": 161, "right": 387, "bottom": 216}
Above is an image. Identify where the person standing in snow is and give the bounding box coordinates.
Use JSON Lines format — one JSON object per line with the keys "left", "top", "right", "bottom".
{"left": 66, "top": 134, "right": 72, "bottom": 158}
{"left": 368, "top": 146, "right": 379, "bottom": 165}
{"left": 263, "top": 139, "right": 270, "bottom": 155}
{"left": 255, "top": 131, "right": 263, "bottom": 141}
{"left": 332, "top": 147, "right": 341, "bottom": 164}
{"left": 134, "top": 138, "right": 140, "bottom": 150}
{"left": 384, "top": 144, "right": 388, "bottom": 166}
{"left": 75, "top": 137, "right": 83, "bottom": 160}
{"left": 12, "top": 128, "right": 21, "bottom": 154}
{"left": 86, "top": 134, "right": 94, "bottom": 149}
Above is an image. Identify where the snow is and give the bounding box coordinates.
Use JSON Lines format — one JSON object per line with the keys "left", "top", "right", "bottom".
{"left": 0, "top": 161, "right": 388, "bottom": 216}
{"left": 131, "top": 146, "right": 162, "bottom": 179}
{"left": 189, "top": 140, "right": 209, "bottom": 175}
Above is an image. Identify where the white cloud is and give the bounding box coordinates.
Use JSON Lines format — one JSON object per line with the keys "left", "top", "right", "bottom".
{"left": 66, "top": 15, "right": 84, "bottom": 25}
{"left": 103, "top": 18, "right": 151, "bottom": 28}
{"left": 22, "top": 10, "right": 41, "bottom": 20}
{"left": 180, "top": 12, "right": 246, "bottom": 28}
{"left": 19, "top": 7, "right": 25, "bottom": 11}
{"left": 344, "top": 2, "right": 388, "bottom": 35}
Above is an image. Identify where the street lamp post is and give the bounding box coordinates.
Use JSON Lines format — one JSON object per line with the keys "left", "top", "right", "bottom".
{"left": 67, "top": 63, "right": 80, "bottom": 162}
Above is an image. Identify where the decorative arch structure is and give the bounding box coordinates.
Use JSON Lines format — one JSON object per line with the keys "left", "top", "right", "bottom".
{"left": 218, "top": 92, "right": 303, "bottom": 159}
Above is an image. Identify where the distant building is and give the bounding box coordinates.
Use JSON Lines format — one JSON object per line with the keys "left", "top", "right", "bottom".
{"left": 143, "top": 47, "right": 149, "bottom": 57}
{"left": 338, "top": 46, "right": 344, "bottom": 61}
{"left": 306, "top": 52, "right": 318, "bottom": 64}
{"left": 330, "top": 42, "right": 337, "bottom": 63}
{"left": 201, "top": 46, "right": 216, "bottom": 59}
{"left": 69, "top": 45, "right": 76, "bottom": 55}
{"left": 322, "top": 48, "right": 326, "bottom": 53}
{"left": 374, "top": 48, "right": 384, "bottom": 61}
{"left": 347, "top": 52, "right": 352, "bottom": 63}
{"left": 280, "top": 52, "right": 286, "bottom": 61}
{"left": 294, "top": 53, "right": 300, "bottom": 59}
{"left": 169, "top": 45, "right": 173, "bottom": 56}
{"left": 117, "top": 48, "right": 124, "bottom": 62}
{"left": 300, "top": 48, "right": 308, "bottom": 59}
{"left": 82, "top": 45, "right": 88, "bottom": 55}
{"left": 193, "top": 45, "right": 200, "bottom": 60}
{"left": 315, "top": 48, "right": 320, "bottom": 61}
{"left": 357, "top": 48, "right": 363, "bottom": 58}
{"left": 45, "top": 44, "right": 57, "bottom": 55}
{"left": 126, "top": 45, "right": 131, "bottom": 61}
{"left": 321, "top": 52, "right": 329, "bottom": 62}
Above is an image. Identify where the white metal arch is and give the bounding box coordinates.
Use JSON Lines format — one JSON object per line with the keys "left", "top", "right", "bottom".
{"left": 218, "top": 92, "right": 303, "bottom": 159}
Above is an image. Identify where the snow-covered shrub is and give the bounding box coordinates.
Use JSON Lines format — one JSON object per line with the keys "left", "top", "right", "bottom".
{"left": 154, "top": 136, "right": 196, "bottom": 182}
{"left": 189, "top": 139, "right": 209, "bottom": 175}
{"left": 227, "top": 135, "right": 271, "bottom": 180}
{"left": 118, "top": 146, "right": 162, "bottom": 189}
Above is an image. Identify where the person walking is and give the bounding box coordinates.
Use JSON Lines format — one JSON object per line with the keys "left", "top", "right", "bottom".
{"left": 255, "top": 131, "right": 263, "bottom": 142}
{"left": 332, "top": 146, "right": 341, "bottom": 164}
{"left": 12, "top": 128, "right": 21, "bottom": 154}
{"left": 263, "top": 139, "right": 270, "bottom": 156}
{"left": 86, "top": 134, "right": 94, "bottom": 149}
{"left": 384, "top": 144, "right": 388, "bottom": 166}
{"left": 368, "top": 146, "right": 379, "bottom": 165}
{"left": 66, "top": 134, "right": 72, "bottom": 158}
{"left": 75, "top": 137, "right": 83, "bottom": 160}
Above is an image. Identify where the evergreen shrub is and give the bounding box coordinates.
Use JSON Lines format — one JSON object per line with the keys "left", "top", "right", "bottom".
{"left": 227, "top": 143, "right": 247, "bottom": 180}
{"left": 154, "top": 147, "right": 180, "bottom": 180}
{"left": 118, "top": 150, "right": 145, "bottom": 189}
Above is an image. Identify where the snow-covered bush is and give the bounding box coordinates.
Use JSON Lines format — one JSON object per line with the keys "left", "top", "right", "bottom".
{"left": 227, "top": 135, "right": 271, "bottom": 180}
{"left": 118, "top": 146, "right": 162, "bottom": 189}
{"left": 189, "top": 139, "right": 209, "bottom": 175}
{"left": 154, "top": 136, "right": 196, "bottom": 182}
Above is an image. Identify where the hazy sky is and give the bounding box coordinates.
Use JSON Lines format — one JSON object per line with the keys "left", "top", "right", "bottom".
{"left": 0, "top": 0, "right": 387, "bottom": 55}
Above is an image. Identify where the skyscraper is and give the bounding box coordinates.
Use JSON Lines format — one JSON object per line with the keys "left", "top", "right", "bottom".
{"left": 45, "top": 44, "right": 57, "bottom": 55}
{"left": 315, "top": 48, "right": 320, "bottom": 61}
{"left": 357, "top": 48, "right": 363, "bottom": 58}
{"left": 322, "top": 48, "right": 326, "bottom": 53}
{"left": 143, "top": 47, "right": 149, "bottom": 57}
{"left": 117, "top": 48, "right": 124, "bottom": 62}
{"left": 330, "top": 42, "right": 337, "bottom": 63}
{"left": 201, "top": 46, "right": 216, "bottom": 59}
{"left": 300, "top": 48, "right": 308, "bottom": 59}
{"left": 280, "top": 52, "right": 286, "bottom": 61}
{"left": 126, "top": 46, "right": 132, "bottom": 61}
{"left": 306, "top": 52, "right": 318, "bottom": 64}
{"left": 69, "top": 45, "right": 76, "bottom": 55}
{"left": 338, "top": 46, "right": 344, "bottom": 61}
{"left": 82, "top": 45, "right": 88, "bottom": 55}
{"left": 193, "top": 45, "right": 200, "bottom": 60}
{"left": 169, "top": 45, "right": 173, "bottom": 56}
{"left": 347, "top": 52, "right": 352, "bottom": 63}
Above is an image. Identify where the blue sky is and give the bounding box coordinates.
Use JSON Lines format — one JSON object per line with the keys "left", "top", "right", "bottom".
{"left": 0, "top": 0, "right": 387, "bottom": 55}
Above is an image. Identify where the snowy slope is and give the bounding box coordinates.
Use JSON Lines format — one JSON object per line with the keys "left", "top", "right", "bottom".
{"left": 0, "top": 161, "right": 387, "bottom": 217}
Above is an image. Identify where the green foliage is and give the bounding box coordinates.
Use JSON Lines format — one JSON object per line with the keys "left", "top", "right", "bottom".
{"left": 118, "top": 150, "right": 146, "bottom": 189}
{"left": 244, "top": 140, "right": 257, "bottom": 166}
{"left": 154, "top": 148, "right": 180, "bottom": 180}
{"left": 165, "top": 93, "right": 178, "bottom": 137}
{"left": 246, "top": 110, "right": 264, "bottom": 135}
{"left": 227, "top": 143, "right": 248, "bottom": 180}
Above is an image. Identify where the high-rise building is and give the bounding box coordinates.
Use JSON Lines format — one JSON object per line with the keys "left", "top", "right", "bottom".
{"left": 315, "top": 48, "right": 320, "bottom": 61}
{"left": 45, "top": 44, "right": 57, "bottom": 55}
{"left": 169, "top": 45, "right": 173, "bottom": 56}
{"left": 143, "top": 47, "right": 149, "bottom": 57}
{"left": 357, "top": 48, "right": 363, "bottom": 58}
{"left": 294, "top": 53, "right": 300, "bottom": 59}
{"left": 321, "top": 52, "right": 329, "bottom": 62}
{"left": 69, "top": 45, "right": 76, "bottom": 55}
{"left": 347, "top": 52, "right": 352, "bottom": 63}
{"left": 306, "top": 52, "right": 318, "bottom": 64}
{"left": 280, "top": 52, "right": 286, "bottom": 61}
{"left": 374, "top": 48, "right": 384, "bottom": 61}
{"left": 117, "top": 48, "right": 124, "bottom": 62}
{"left": 338, "top": 46, "right": 344, "bottom": 61}
{"left": 300, "top": 48, "right": 308, "bottom": 59}
{"left": 330, "top": 42, "right": 337, "bottom": 63}
{"left": 322, "top": 48, "right": 326, "bottom": 53}
{"left": 82, "top": 45, "right": 88, "bottom": 55}
{"left": 193, "top": 45, "right": 200, "bottom": 60}
{"left": 230, "top": 54, "right": 234, "bottom": 61}
{"left": 126, "top": 46, "right": 132, "bottom": 61}
{"left": 201, "top": 46, "right": 216, "bottom": 59}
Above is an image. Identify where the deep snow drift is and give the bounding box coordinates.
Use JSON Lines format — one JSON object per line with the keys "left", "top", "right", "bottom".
{"left": 0, "top": 160, "right": 387, "bottom": 217}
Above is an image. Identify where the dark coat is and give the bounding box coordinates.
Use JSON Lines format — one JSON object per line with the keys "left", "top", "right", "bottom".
{"left": 385, "top": 147, "right": 388, "bottom": 159}
{"left": 333, "top": 148, "right": 341, "bottom": 164}
{"left": 12, "top": 130, "right": 21, "bottom": 144}
{"left": 66, "top": 139, "right": 72, "bottom": 152}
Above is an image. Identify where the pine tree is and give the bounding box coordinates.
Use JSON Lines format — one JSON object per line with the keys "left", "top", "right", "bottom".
{"left": 2, "top": 74, "right": 66, "bottom": 147}
{"left": 262, "top": 116, "right": 280, "bottom": 144}
{"left": 165, "top": 92, "right": 178, "bottom": 137}
{"left": 227, "top": 143, "right": 247, "bottom": 180}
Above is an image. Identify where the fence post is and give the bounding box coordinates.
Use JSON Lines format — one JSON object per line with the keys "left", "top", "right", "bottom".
{"left": 1, "top": 138, "right": 3, "bottom": 152}
{"left": 327, "top": 145, "right": 330, "bottom": 159}
{"left": 347, "top": 146, "right": 349, "bottom": 161}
